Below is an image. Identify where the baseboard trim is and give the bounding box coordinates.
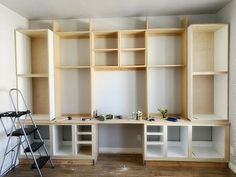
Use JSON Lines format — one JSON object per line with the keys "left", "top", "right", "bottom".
{"left": 229, "top": 162, "right": 236, "bottom": 174}
{"left": 99, "top": 147, "right": 142, "bottom": 154}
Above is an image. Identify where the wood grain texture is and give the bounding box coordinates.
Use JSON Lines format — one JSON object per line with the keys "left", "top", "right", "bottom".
{"left": 6, "top": 154, "right": 236, "bottom": 177}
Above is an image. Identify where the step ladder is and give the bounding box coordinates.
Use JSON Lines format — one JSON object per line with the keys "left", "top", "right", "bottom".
{"left": 0, "top": 89, "right": 54, "bottom": 177}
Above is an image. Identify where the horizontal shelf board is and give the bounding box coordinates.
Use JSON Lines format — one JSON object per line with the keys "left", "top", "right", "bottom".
{"left": 192, "top": 71, "right": 228, "bottom": 76}
{"left": 17, "top": 29, "right": 48, "bottom": 37}
{"left": 94, "top": 65, "right": 146, "bottom": 71}
{"left": 190, "top": 24, "right": 227, "bottom": 32}
{"left": 94, "top": 48, "right": 118, "bottom": 52}
{"left": 54, "top": 145, "right": 73, "bottom": 155}
{"left": 192, "top": 146, "right": 224, "bottom": 159}
{"left": 120, "top": 29, "right": 146, "bottom": 35}
{"left": 146, "top": 132, "right": 164, "bottom": 136}
{"left": 146, "top": 142, "right": 164, "bottom": 145}
{"left": 56, "top": 31, "right": 89, "bottom": 38}
{"left": 77, "top": 141, "right": 92, "bottom": 144}
{"left": 77, "top": 132, "right": 92, "bottom": 135}
{"left": 192, "top": 114, "right": 227, "bottom": 121}
{"left": 148, "top": 65, "right": 184, "bottom": 68}
{"left": 93, "top": 31, "right": 118, "bottom": 37}
{"left": 120, "top": 65, "right": 146, "bottom": 68}
{"left": 57, "top": 65, "right": 90, "bottom": 69}
{"left": 147, "top": 28, "right": 185, "bottom": 35}
{"left": 167, "top": 145, "right": 188, "bottom": 158}
{"left": 17, "top": 74, "right": 48, "bottom": 78}
{"left": 120, "top": 48, "right": 146, "bottom": 51}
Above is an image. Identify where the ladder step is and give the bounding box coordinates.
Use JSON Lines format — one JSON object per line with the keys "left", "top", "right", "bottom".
{"left": 24, "top": 142, "right": 44, "bottom": 153}
{"left": 32, "top": 156, "right": 50, "bottom": 169}
{"left": 7, "top": 127, "right": 38, "bottom": 137}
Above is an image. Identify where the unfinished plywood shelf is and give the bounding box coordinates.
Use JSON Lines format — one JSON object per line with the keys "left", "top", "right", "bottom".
{"left": 148, "top": 65, "right": 184, "bottom": 68}
{"left": 56, "top": 31, "right": 90, "bottom": 39}
{"left": 57, "top": 65, "right": 90, "bottom": 69}
{"left": 17, "top": 74, "right": 49, "bottom": 77}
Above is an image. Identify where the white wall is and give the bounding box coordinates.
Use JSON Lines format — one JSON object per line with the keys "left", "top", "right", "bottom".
{"left": 217, "top": 0, "right": 236, "bottom": 171}
{"left": 0, "top": 4, "right": 28, "bottom": 175}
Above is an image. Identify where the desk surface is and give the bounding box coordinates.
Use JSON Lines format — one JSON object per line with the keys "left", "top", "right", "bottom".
{"left": 18, "top": 116, "right": 230, "bottom": 126}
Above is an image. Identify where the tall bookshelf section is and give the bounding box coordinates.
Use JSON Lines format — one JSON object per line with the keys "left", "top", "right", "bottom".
{"left": 15, "top": 29, "right": 55, "bottom": 120}
{"left": 53, "top": 20, "right": 92, "bottom": 118}
{"left": 188, "top": 24, "right": 228, "bottom": 121}
{"left": 147, "top": 29, "right": 187, "bottom": 118}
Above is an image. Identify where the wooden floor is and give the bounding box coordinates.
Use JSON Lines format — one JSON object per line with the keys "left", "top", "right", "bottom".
{"left": 6, "top": 154, "right": 236, "bottom": 177}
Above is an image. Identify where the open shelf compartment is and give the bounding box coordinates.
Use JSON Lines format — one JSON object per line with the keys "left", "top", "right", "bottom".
{"left": 192, "top": 74, "right": 227, "bottom": 120}
{"left": 16, "top": 30, "right": 50, "bottom": 75}
{"left": 148, "top": 68, "right": 184, "bottom": 116}
{"left": 94, "top": 32, "right": 118, "bottom": 49}
{"left": 120, "top": 31, "right": 145, "bottom": 49}
{"left": 17, "top": 77, "right": 49, "bottom": 117}
{"left": 192, "top": 126, "right": 225, "bottom": 159}
{"left": 190, "top": 24, "right": 228, "bottom": 73}
{"left": 59, "top": 35, "right": 90, "bottom": 67}
{"left": 53, "top": 125, "right": 73, "bottom": 156}
{"left": 60, "top": 69, "right": 91, "bottom": 116}
{"left": 167, "top": 126, "right": 188, "bottom": 158}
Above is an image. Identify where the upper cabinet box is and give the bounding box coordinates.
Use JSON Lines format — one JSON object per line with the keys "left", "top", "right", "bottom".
{"left": 188, "top": 24, "right": 228, "bottom": 73}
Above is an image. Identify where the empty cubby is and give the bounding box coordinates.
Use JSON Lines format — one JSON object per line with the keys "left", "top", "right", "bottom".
{"left": 53, "top": 125, "right": 73, "bottom": 155}
{"left": 192, "top": 126, "right": 225, "bottom": 159}
{"left": 167, "top": 126, "right": 188, "bottom": 158}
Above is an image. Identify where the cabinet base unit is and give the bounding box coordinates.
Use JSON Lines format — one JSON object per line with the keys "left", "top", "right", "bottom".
{"left": 191, "top": 125, "right": 228, "bottom": 161}
{"left": 53, "top": 125, "right": 73, "bottom": 156}
{"left": 167, "top": 126, "right": 188, "bottom": 158}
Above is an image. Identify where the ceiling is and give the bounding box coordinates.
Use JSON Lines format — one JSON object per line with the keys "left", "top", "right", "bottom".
{"left": 0, "top": 0, "right": 232, "bottom": 20}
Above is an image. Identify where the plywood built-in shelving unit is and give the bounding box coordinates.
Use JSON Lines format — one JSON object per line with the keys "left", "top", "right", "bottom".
{"left": 15, "top": 17, "right": 229, "bottom": 164}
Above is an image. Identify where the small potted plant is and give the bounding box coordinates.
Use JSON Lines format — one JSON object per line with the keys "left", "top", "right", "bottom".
{"left": 158, "top": 108, "right": 168, "bottom": 118}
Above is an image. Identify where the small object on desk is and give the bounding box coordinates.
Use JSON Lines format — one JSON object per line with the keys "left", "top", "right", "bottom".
{"left": 106, "top": 114, "right": 114, "bottom": 119}
{"left": 149, "top": 118, "right": 155, "bottom": 122}
{"left": 82, "top": 118, "right": 92, "bottom": 121}
{"left": 67, "top": 116, "right": 72, "bottom": 120}
{"left": 116, "top": 115, "right": 122, "bottom": 119}
{"left": 96, "top": 115, "right": 105, "bottom": 121}
{"left": 166, "top": 117, "right": 178, "bottom": 122}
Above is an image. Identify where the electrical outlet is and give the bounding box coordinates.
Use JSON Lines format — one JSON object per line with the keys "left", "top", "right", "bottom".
{"left": 137, "top": 134, "right": 141, "bottom": 141}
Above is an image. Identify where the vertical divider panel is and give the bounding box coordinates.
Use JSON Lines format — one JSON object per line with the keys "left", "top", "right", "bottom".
{"left": 118, "top": 31, "right": 121, "bottom": 66}
{"left": 181, "top": 30, "right": 187, "bottom": 118}
{"left": 54, "top": 32, "right": 62, "bottom": 117}
{"left": 188, "top": 125, "right": 192, "bottom": 160}
{"left": 163, "top": 125, "right": 168, "bottom": 158}
{"left": 72, "top": 125, "right": 76, "bottom": 155}
{"left": 48, "top": 30, "right": 56, "bottom": 119}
